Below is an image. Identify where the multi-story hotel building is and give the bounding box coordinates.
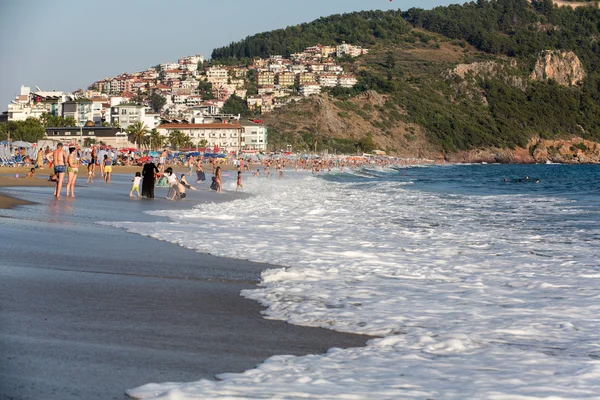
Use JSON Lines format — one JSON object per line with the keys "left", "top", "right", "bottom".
{"left": 276, "top": 72, "right": 296, "bottom": 87}
{"left": 257, "top": 71, "right": 275, "bottom": 86}
{"left": 157, "top": 123, "right": 243, "bottom": 152}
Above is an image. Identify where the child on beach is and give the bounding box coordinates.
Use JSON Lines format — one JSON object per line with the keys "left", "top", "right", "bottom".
{"left": 236, "top": 171, "right": 242, "bottom": 191}
{"left": 165, "top": 168, "right": 181, "bottom": 200}
{"left": 103, "top": 154, "right": 113, "bottom": 184}
{"left": 130, "top": 172, "right": 142, "bottom": 197}
{"left": 179, "top": 174, "right": 197, "bottom": 191}
{"left": 87, "top": 162, "right": 94, "bottom": 183}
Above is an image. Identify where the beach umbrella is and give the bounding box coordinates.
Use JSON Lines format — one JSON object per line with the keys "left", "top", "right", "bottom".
{"left": 11, "top": 140, "right": 32, "bottom": 148}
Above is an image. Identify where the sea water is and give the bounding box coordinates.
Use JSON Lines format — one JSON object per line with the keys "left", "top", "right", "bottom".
{"left": 110, "top": 164, "right": 600, "bottom": 399}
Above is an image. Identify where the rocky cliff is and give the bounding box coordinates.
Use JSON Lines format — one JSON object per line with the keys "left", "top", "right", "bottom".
{"left": 444, "top": 137, "right": 600, "bottom": 164}
{"left": 530, "top": 50, "right": 586, "bottom": 86}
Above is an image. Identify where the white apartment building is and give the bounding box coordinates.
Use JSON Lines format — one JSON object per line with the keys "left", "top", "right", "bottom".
{"left": 179, "top": 54, "right": 204, "bottom": 66}
{"left": 299, "top": 84, "right": 322, "bottom": 97}
{"left": 111, "top": 104, "right": 145, "bottom": 130}
{"left": 318, "top": 74, "right": 339, "bottom": 87}
{"left": 157, "top": 123, "right": 243, "bottom": 152}
{"left": 268, "top": 64, "right": 286, "bottom": 73}
{"left": 326, "top": 65, "right": 344, "bottom": 74}
{"left": 289, "top": 65, "right": 306, "bottom": 74}
{"left": 338, "top": 75, "right": 358, "bottom": 88}
{"left": 6, "top": 86, "right": 69, "bottom": 121}
{"left": 160, "top": 62, "right": 179, "bottom": 71}
{"left": 62, "top": 99, "right": 93, "bottom": 124}
{"left": 206, "top": 66, "right": 229, "bottom": 83}
{"left": 142, "top": 113, "right": 160, "bottom": 130}
{"left": 336, "top": 42, "right": 369, "bottom": 57}
{"left": 164, "top": 70, "right": 183, "bottom": 80}
{"left": 240, "top": 120, "right": 268, "bottom": 151}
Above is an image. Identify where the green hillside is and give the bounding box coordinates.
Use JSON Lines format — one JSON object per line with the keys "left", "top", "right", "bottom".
{"left": 212, "top": 0, "right": 600, "bottom": 155}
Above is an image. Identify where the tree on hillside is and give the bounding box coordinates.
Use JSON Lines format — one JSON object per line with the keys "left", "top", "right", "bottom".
{"left": 148, "top": 91, "right": 166, "bottom": 113}
{"left": 358, "top": 134, "right": 376, "bottom": 153}
{"left": 132, "top": 89, "right": 145, "bottom": 105}
{"left": 197, "top": 80, "right": 214, "bottom": 100}
{"left": 222, "top": 95, "right": 249, "bottom": 117}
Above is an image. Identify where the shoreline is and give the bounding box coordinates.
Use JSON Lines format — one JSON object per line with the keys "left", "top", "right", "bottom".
{"left": 0, "top": 171, "right": 371, "bottom": 400}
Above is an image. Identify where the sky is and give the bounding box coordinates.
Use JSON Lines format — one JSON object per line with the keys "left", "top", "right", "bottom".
{"left": 0, "top": 0, "right": 457, "bottom": 110}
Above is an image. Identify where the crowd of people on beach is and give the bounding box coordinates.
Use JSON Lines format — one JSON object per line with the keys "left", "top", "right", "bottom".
{"left": 29, "top": 142, "right": 424, "bottom": 199}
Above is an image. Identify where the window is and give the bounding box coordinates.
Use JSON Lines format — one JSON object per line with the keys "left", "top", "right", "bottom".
{"left": 121, "top": 109, "right": 127, "bottom": 115}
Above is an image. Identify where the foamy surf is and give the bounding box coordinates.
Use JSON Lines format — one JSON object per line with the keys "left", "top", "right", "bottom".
{"left": 108, "top": 166, "right": 600, "bottom": 399}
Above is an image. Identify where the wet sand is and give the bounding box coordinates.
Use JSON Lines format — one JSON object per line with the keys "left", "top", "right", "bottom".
{"left": 0, "top": 174, "right": 371, "bottom": 400}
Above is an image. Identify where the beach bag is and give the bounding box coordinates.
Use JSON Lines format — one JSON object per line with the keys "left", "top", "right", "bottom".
{"left": 210, "top": 176, "right": 217, "bottom": 191}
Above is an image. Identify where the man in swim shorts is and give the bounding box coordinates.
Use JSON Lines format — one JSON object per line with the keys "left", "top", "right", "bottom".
{"left": 52, "top": 143, "right": 67, "bottom": 197}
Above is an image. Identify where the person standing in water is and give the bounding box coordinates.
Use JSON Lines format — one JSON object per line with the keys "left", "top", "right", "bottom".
{"left": 141, "top": 158, "right": 159, "bottom": 198}
{"left": 130, "top": 172, "right": 142, "bottom": 198}
{"left": 66, "top": 147, "right": 79, "bottom": 197}
{"left": 103, "top": 154, "right": 113, "bottom": 183}
{"left": 52, "top": 143, "right": 67, "bottom": 197}
{"left": 236, "top": 170, "right": 243, "bottom": 191}
{"left": 215, "top": 166, "right": 222, "bottom": 193}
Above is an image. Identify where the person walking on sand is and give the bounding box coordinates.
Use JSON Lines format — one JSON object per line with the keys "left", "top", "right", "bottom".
{"left": 130, "top": 172, "right": 142, "bottom": 198}
{"left": 36, "top": 148, "right": 44, "bottom": 169}
{"left": 103, "top": 154, "right": 113, "bottom": 184}
{"left": 52, "top": 143, "right": 67, "bottom": 197}
{"left": 236, "top": 170, "right": 243, "bottom": 191}
{"left": 45, "top": 146, "right": 53, "bottom": 170}
{"left": 66, "top": 147, "right": 79, "bottom": 197}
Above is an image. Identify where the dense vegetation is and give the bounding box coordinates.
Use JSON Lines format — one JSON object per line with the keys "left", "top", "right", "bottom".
{"left": 211, "top": 10, "right": 410, "bottom": 63}
{"left": 211, "top": 0, "right": 600, "bottom": 153}
{"left": 0, "top": 118, "right": 46, "bottom": 143}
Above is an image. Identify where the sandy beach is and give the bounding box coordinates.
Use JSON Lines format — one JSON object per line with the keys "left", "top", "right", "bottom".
{"left": 0, "top": 170, "right": 370, "bottom": 400}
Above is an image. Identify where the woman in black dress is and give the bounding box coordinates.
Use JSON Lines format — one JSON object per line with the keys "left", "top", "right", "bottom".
{"left": 141, "top": 158, "right": 159, "bottom": 198}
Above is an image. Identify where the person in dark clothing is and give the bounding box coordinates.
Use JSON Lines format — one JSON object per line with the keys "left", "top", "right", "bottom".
{"left": 141, "top": 158, "right": 159, "bottom": 198}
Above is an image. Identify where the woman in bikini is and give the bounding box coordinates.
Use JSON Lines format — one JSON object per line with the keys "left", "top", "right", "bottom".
{"left": 215, "top": 166, "right": 222, "bottom": 193}
{"left": 66, "top": 147, "right": 80, "bottom": 197}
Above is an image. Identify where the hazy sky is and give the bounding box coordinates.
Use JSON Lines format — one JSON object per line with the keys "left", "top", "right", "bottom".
{"left": 0, "top": 0, "right": 457, "bottom": 109}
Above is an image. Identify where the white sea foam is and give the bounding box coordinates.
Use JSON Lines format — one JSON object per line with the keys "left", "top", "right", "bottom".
{"left": 107, "top": 169, "right": 600, "bottom": 399}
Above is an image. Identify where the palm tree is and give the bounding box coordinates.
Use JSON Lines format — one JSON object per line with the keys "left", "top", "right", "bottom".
{"left": 149, "top": 128, "right": 165, "bottom": 150}
{"left": 126, "top": 121, "right": 149, "bottom": 150}
{"left": 168, "top": 129, "right": 189, "bottom": 150}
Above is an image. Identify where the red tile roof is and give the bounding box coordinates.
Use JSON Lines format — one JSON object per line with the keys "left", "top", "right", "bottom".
{"left": 159, "top": 123, "right": 242, "bottom": 129}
